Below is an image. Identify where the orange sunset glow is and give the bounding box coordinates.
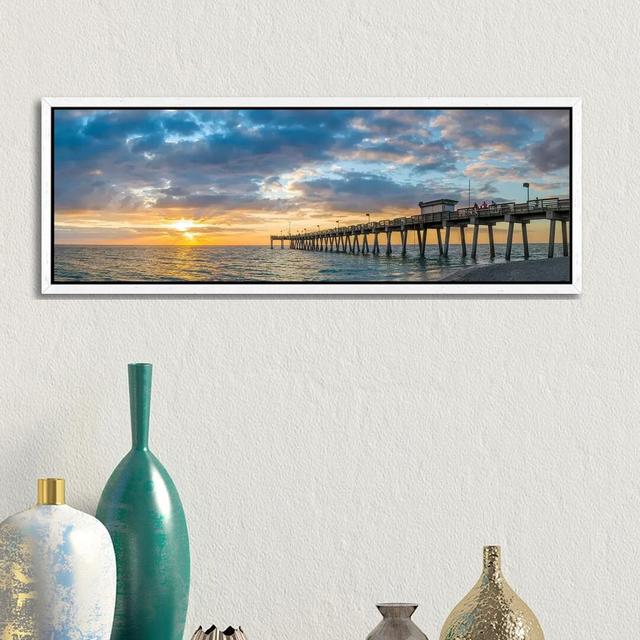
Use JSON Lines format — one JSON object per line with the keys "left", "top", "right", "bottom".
{"left": 56, "top": 209, "right": 560, "bottom": 246}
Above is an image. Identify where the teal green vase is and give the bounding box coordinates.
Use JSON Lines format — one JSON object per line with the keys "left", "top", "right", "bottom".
{"left": 97, "top": 363, "right": 190, "bottom": 640}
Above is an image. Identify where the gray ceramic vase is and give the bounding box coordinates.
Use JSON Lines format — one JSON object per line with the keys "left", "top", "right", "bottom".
{"left": 366, "top": 604, "right": 429, "bottom": 640}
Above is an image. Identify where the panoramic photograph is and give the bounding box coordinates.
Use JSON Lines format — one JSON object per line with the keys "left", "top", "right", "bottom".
{"left": 50, "top": 106, "right": 572, "bottom": 286}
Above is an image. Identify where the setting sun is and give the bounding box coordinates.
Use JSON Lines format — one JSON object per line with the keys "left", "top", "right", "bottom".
{"left": 171, "top": 219, "right": 195, "bottom": 232}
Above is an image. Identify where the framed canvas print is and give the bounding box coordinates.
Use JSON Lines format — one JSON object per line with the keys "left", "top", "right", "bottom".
{"left": 41, "top": 97, "right": 581, "bottom": 295}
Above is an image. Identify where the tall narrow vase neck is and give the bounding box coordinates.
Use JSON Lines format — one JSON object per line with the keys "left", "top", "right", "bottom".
{"left": 129, "top": 363, "right": 152, "bottom": 451}
{"left": 482, "top": 545, "right": 502, "bottom": 580}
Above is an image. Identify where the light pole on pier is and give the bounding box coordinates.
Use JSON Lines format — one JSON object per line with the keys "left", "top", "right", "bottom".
{"left": 523, "top": 182, "right": 530, "bottom": 202}
{"left": 336, "top": 219, "right": 341, "bottom": 230}
{"left": 366, "top": 213, "right": 370, "bottom": 225}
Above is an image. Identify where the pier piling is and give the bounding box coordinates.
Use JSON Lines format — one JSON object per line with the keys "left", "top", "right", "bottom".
{"left": 488, "top": 225, "right": 495, "bottom": 258}
{"left": 471, "top": 225, "right": 479, "bottom": 259}
{"left": 505, "top": 221, "right": 514, "bottom": 261}
{"left": 417, "top": 228, "right": 426, "bottom": 258}
{"left": 522, "top": 223, "right": 529, "bottom": 259}
{"left": 459, "top": 226, "right": 467, "bottom": 258}
{"left": 269, "top": 196, "right": 570, "bottom": 265}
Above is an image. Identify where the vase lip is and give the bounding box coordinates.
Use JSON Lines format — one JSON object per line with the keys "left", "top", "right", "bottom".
{"left": 483, "top": 545, "right": 502, "bottom": 575}
{"left": 129, "top": 362, "right": 152, "bottom": 368}
{"left": 483, "top": 545, "right": 501, "bottom": 560}
{"left": 37, "top": 478, "right": 65, "bottom": 505}
{"left": 377, "top": 603, "right": 418, "bottom": 617}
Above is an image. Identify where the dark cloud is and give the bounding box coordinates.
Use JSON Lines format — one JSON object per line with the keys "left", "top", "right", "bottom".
{"left": 129, "top": 133, "right": 166, "bottom": 153}
{"left": 83, "top": 110, "right": 163, "bottom": 140}
{"left": 245, "top": 108, "right": 359, "bottom": 130}
{"left": 53, "top": 107, "right": 569, "bottom": 216}
{"left": 161, "top": 113, "right": 200, "bottom": 135}
{"left": 528, "top": 124, "right": 570, "bottom": 171}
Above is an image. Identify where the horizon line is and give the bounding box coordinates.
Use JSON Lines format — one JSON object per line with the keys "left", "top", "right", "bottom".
{"left": 54, "top": 241, "right": 561, "bottom": 248}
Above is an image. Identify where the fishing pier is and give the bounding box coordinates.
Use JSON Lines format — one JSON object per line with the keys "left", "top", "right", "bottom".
{"left": 270, "top": 197, "right": 570, "bottom": 260}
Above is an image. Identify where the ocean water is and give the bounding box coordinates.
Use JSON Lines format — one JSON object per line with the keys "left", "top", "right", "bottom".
{"left": 53, "top": 243, "right": 563, "bottom": 283}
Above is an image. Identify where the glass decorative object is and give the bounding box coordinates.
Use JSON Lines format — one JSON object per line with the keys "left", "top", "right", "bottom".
{"left": 366, "top": 603, "right": 429, "bottom": 640}
{"left": 97, "top": 363, "right": 190, "bottom": 640}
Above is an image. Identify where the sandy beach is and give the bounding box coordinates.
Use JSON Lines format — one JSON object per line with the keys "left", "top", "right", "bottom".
{"left": 440, "top": 257, "right": 570, "bottom": 283}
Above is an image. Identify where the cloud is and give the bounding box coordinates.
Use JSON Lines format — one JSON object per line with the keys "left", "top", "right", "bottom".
{"left": 340, "top": 135, "right": 456, "bottom": 173}
{"left": 432, "top": 109, "right": 538, "bottom": 151}
{"left": 53, "top": 107, "right": 571, "bottom": 236}
{"left": 528, "top": 124, "right": 570, "bottom": 171}
{"left": 289, "top": 171, "right": 458, "bottom": 213}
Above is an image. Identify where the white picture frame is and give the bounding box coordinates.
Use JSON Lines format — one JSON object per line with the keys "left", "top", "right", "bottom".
{"left": 42, "top": 97, "right": 581, "bottom": 295}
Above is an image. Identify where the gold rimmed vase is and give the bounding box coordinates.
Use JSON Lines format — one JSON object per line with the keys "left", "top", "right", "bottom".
{"left": 0, "top": 479, "right": 116, "bottom": 638}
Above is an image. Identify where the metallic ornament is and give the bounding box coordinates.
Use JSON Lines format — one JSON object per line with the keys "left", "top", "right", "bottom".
{"left": 97, "top": 363, "right": 190, "bottom": 640}
{"left": 191, "top": 624, "right": 247, "bottom": 640}
{"left": 440, "top": 546, "right": 544, "bottom": 640}
{"left": 366, "top": 603, "right": 429, "bottom": 640}
{"left": 0, "top": 478, "right": 116, "bottom": 639}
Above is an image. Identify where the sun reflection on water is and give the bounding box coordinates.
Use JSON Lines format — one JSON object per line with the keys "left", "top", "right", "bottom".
{"left": 54, "top": 243, "right": 561, "bottom": 283}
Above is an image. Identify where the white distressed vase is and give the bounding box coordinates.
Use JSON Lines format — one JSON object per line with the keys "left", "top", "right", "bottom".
{"left": 0, "top": 478, "right": 116, "bottom": 639}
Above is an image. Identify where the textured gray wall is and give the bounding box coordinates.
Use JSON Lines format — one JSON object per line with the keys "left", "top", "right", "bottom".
{"left": 1, "top": 1, "right": 638, "bottom": 638}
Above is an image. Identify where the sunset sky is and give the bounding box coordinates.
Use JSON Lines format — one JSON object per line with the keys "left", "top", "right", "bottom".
{"left": 53, "top": 108, "right": 570, "bottom": 245}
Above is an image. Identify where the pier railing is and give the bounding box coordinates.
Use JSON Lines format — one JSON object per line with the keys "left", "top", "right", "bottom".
{"left": 450, "top": 198, "right": 567, "bottom": 220}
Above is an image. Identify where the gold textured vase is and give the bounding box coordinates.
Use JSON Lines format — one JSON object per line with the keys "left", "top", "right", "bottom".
{"left": 440, "top": 546, "right": 543, "bottom": 640}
